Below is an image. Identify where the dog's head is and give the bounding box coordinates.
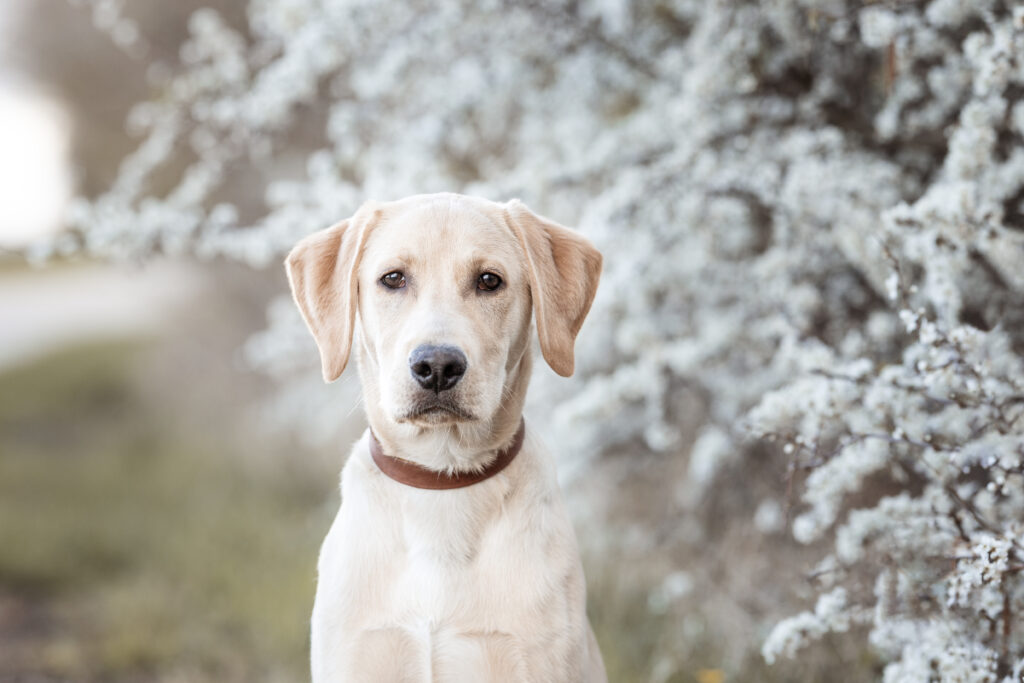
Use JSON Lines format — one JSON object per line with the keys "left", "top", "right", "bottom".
{"left": 285, "top": 193, "right": 601, "bottom": 431}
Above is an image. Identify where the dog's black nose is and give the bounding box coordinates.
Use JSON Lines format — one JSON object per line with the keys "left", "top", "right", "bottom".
{"left": 409, "top": 345, "right": 467, "bottom": 393}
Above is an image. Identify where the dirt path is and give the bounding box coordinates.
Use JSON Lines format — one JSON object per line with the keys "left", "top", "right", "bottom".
{"left": 0, "top": 261, "right": 202, "bottom": 368}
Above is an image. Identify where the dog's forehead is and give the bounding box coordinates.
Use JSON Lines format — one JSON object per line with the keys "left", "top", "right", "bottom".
{"left": 368, "top": 199, "right": 521, "bottom": 263}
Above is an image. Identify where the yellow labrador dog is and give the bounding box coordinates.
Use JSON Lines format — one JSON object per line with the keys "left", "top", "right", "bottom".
{"left": 286, "top": 193, "right": 606, "bottom": 682}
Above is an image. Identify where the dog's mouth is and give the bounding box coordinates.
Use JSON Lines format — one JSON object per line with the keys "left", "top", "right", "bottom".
{"left": 399, "top": 400, "right": 476, "bottom": 424}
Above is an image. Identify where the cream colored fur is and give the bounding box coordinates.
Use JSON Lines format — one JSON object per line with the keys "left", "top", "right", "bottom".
{"left": 286, "top": 193, "right": 606, "bottom": 682}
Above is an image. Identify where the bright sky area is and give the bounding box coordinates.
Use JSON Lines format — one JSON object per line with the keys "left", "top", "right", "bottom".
{"left": 0, "top": 0, "right": 73, "bottom": 249}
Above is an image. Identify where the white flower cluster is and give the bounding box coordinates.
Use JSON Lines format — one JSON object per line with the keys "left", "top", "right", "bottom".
{"left": 66, "top": 0, "right": 1024, "bottom": 677}
{"left": 749, "top": 3, "right": 1024, "bottom": 677}
{"left": 763, "top": 587, "right": 862, "bottom": 665}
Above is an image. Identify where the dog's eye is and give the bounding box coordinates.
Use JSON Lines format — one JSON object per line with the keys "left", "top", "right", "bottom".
{"left": 381, "top": 271, "right": 406, "bottom": 289}
{"left": 477, "top": 272, "right": 502, "bottom": 292}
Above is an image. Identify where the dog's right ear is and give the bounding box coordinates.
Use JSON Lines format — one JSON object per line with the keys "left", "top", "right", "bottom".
{"left": 504, "top": 199, "right": 602, "bottom": 377}
{"left": 285, "top": 205, "right": 379, "bottom": 383}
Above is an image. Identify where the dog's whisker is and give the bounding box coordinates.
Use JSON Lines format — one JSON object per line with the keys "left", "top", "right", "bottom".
{"left": 344, "top": 394, "right": 365, "bottom": 419}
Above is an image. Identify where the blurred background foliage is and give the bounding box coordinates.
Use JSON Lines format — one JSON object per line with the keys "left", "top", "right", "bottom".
{"left": 2, "top": 5, "right": 332, "bottom": 679}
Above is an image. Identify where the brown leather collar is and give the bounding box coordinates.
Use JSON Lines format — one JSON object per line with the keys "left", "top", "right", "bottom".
{"left": 368, "top": 419, "right": 526, "bottom": 490}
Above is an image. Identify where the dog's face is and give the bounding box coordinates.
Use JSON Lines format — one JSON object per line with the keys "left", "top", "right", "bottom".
{"left": 356, "top": 199, "right": 531, "bottom": 426}
{"left": 285, "top": 193, "right": 601, "bottom": 433}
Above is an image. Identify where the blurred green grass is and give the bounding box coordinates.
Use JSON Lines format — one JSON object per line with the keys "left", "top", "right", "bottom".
{"left": 0, "top": 341, "right": 330, "bottom": 682}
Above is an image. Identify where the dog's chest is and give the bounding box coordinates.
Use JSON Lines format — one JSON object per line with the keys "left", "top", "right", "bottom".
{"left": 362, "top": 474, "right": 564, "bottom": 623}
{"left": 313, "top": 453, "right": 583, "bottom": 681}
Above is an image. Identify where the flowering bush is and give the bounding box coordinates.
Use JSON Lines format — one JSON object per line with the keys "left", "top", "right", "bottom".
{"left": 63, "top": 0, "right": 1024, "bottom": 679}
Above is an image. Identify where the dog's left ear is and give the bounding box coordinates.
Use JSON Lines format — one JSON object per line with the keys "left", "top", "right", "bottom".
{"left": 285, "top": 203, "right": 380, "bottom": 383}
{"left": 504, "top": 199, "right": 602, "bottom": 377}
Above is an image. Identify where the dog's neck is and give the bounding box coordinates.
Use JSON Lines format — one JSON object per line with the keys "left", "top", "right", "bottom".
{"left": 358, "top": 346, "right": 533, "bottom": 474}
{"left": 369, "top": 417, "right": 526, "bottom": 488}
